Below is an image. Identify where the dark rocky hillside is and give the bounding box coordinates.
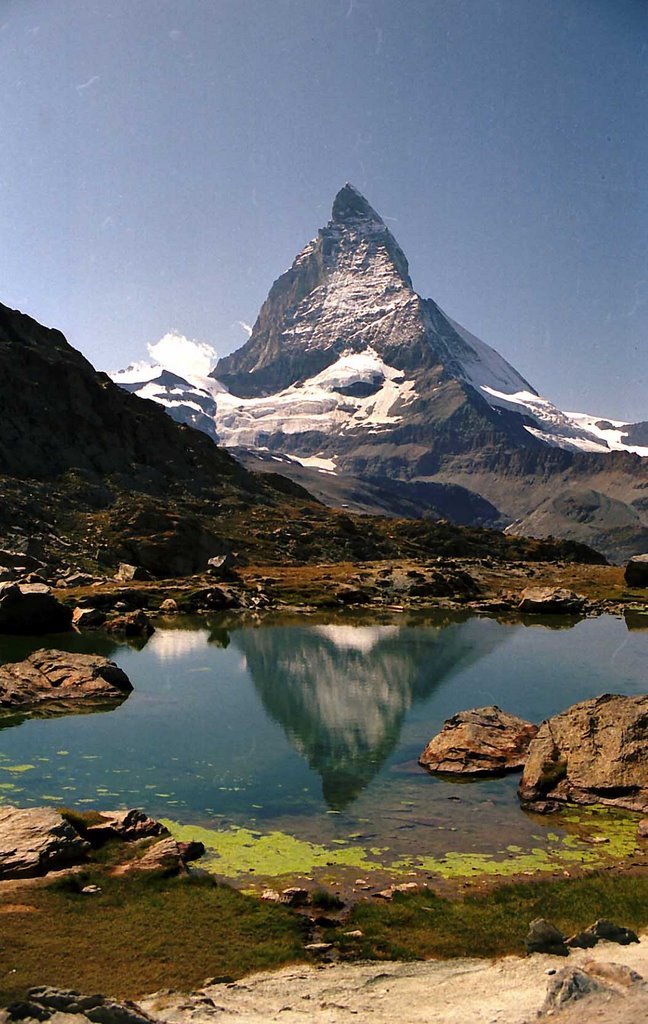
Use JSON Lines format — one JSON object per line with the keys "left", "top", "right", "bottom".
{"left": 0, "top": 302, "right": 605, "bottom": 576}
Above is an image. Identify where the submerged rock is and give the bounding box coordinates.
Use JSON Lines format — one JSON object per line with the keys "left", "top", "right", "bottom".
{"left": 0, "top": 649, "right": 132, "bottom": 711}
{"left": 519, "top": 694, "right": 648, "bottom": 813}
{"left": 0, "top": 582, "right": 72, "bottom": 634}
{"left": 0, "top": 805, "right": 89, "bottom": 879}
{"left": 419, "top": 706, "right": 538, "bottom": 775}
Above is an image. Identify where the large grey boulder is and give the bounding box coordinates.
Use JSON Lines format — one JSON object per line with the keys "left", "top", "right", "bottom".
{"left": 519, "top": 693, "right": 648, "bottom": 813}
{"left": 0, "top": 582, "right": 72, "bottom": 634}
{"left": 625, "top": 554, "right": 648, "bottom": 587}
{"left": 419, "top": 706, "right": 538, "bottom": 775}
{"left": 0, "top": 649, "right": 132, "bottom": 711}
{"left": 0, "top": 805, "right": 89, "bottom": 879}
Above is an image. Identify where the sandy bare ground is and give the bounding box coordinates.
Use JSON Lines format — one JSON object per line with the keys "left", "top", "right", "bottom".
{"left": 141, "top": 936, "right": 648, "bottom": 1024}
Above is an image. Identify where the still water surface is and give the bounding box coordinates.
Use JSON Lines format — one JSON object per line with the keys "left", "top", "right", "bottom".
{"left": 0, "top": 612, "right": 646, "bottom": 879}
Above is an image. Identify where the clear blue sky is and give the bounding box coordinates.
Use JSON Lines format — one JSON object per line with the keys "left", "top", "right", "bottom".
{"left": 1, "top": 0, "right": 645, "bottom": 419}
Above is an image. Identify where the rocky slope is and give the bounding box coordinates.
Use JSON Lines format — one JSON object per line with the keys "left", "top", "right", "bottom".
{"left": 115, "top": 185, "right": 648, "bottom": 561}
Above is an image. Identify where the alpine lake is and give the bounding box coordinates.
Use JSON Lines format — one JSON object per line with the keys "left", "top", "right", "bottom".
{"left": 1, "top": 609, "right": 647, "bottom": 895}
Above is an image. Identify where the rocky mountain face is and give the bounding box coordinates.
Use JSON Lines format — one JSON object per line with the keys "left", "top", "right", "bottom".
{"left": 210, "top": 186, "right": 647, "bottom": 561}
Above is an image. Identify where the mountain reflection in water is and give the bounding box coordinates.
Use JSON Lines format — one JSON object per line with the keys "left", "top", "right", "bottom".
{"left": 229, "top": 616, "right": 508, "bottom": 809}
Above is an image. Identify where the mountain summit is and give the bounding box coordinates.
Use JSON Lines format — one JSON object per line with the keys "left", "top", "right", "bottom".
{"left": 115, "top": 186, "right": 648, "bottom": 560}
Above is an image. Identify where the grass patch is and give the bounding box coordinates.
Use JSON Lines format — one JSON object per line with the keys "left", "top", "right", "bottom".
{"left": 310, "top": 888, "right": 345, "bottom": 910}
{"left": 0, "top": 870, "right": 307, "bottom": 1004}
{"left": 60, "top": 807, "right": 107, "bottom": 834}
{"left": 331, "top": 871, "right": 648, "bottom": 962}
{"left": 1, "top": 862, "right": 647, "bottom": 1004}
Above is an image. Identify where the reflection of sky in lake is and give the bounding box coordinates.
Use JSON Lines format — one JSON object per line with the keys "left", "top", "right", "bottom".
{"left": 0, "top": 613, "right": 646, "bottom": 857}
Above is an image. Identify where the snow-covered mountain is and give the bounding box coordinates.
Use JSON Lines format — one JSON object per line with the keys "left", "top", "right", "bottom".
{"left": 114, "top": 185, "right": 646, "bottom": 461}
{"left": 112, "top": 185, "right": 648, "bottom": 560}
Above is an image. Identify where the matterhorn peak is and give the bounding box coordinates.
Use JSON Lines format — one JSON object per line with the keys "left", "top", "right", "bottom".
{"left": 331, "top": 183, "right": 384, "bottom": 226}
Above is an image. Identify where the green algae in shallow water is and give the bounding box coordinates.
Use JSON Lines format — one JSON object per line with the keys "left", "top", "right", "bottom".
{"left": 161, "top": 820, "right": 386, "bottom": 877}
{"left": 0, "top": 764, "right": 36, "bottom": 773}
{"left": 393, "top": 806, "right": 640, "bottom": 879}
{"left": 161, "top": 803, "right": 640, "bottom": 883}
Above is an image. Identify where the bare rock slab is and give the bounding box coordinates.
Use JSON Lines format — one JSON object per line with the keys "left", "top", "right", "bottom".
{"left": 519, "top": 693, "right": 648, "bottom": 813}
{"left": 0, "top": 805, "right": 89, "bottom": 879}
{"left": 0, "top": 649, "right": 132, "bottom": 711}
{"left": 419, "top": 706, "right": 538, "bottom": 775}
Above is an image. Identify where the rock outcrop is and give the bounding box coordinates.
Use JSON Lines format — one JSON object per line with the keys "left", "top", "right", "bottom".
{"left": 625, "top": 554, "right": 648, "bottom": 588}
{"left": 519, "top": 694, "right": 648, "bottom": 812}
{"left": 83, "top": 809, "right": 166, "bottom": 844}
{"left": 0, "top": 650, "right": 132, "bottom": 711}
{"left": 419, "top": 706, "right": 538, "bottom": 775}
{"left": 127, "top": 836, "right": 204, "bottom": 874}
{"left": 0, "top": 805, "right": 89, "bottom": 879}
{"left": 0, "top": 988, "right": 157, "bottom": 1024}
{"left": 0, "top": 583, "right": 72, "bottom": 634}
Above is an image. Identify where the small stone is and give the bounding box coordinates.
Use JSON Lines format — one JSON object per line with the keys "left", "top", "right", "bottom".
{"left": 343, "top": 930, "right": 364, "bottom": 938}
{"left": 373, "top": 888, "right": 395, "bottom": 900}
{"left": 585, "top": 919, "right": 640, "bottom": 945}
{"left": 304, "top": 943, "right": 333, "bottom": 954}
{"left": 114, "top": 563, "right": 149, "bottom": 582}
{"left": 638, "top": 818, "right": 648, "bottom": 838}
{"left": 524, "top": 918, "right": 569, "bottom": 956}
{"left": 566, "top": 931, "right": 599, "bottom": 949}
{"left": 261, "top": 889, "right": 281, "bottom": 902}
{"left": 177, "top": 840, "right": 205, "bottom": 863}
{"left": 159, "top": 598, "right": 178, "bottom": 613}
{"left": 81, "top": 884, "right": 102, "bottom": 895}
{"left": 280, "top": 886, "right": 309, "bottom": 906}
{"left": 129, "top": 837, "right": 184, "bottom": 874}
{"left": 72, "top": 606, "right": 106, "bottom": 629}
